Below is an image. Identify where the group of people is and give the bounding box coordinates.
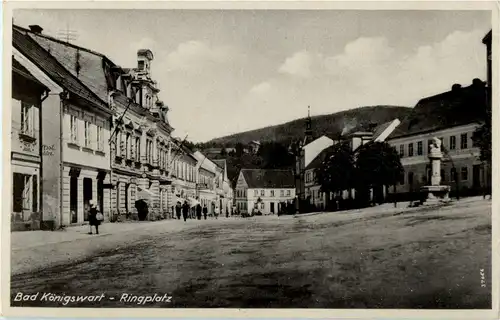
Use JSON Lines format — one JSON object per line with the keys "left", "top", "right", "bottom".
{"left": 175, "top": 201, "right": 212, "bottom": 222}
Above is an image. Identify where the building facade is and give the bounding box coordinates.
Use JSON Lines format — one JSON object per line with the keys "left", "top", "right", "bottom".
{"left": 388, "top": 79, "right": 490, "bottom": 198}
{"left": 234, "top": 169, "right": 295, "bottom": 215}
{"left": 10, "top": 56, "right": 48, "bottom": 230}
{"left": 13, "top": 25, "right": 114, "bottom": 229}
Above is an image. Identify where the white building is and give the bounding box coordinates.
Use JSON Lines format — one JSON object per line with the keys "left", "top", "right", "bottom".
{"left": 234, "top": 169, "right": 295, "bottom": 215}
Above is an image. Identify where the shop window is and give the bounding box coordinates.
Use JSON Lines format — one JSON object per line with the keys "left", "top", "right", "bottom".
{"left": 12, "top": 173, "right": 37, "bottom": 213}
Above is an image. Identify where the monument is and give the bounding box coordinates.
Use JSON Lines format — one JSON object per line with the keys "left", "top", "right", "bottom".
{"left": 420, "top": 137, "right": 451, "bottom": 204}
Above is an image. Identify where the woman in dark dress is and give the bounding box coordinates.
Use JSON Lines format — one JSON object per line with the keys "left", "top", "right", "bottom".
{"left": 88, "top": 200, "right": 100, "bottom": 235}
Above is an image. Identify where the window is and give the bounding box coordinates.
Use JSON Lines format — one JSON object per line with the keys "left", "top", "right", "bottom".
{"left": 70, "top": 115, "right": 78, "bottom": 143}
{"left": 449, "top": 136, "right": 456, "bottom": 150}
{"left": 260, "top": 202, "right": 264, "bottom": 209}
{"left": 408, "top": 143, "right": 414, "bottom": 157}
{"left": 254, "top": 190, "right": 258, "bottom": 197}
{"left": 21, "top": 102, "right": 34, "bottom": 137}
{"left": 270, "top": 190, "right": 275, "bottom": 197}
{"left": 461, "top": 167, "right": 468, "bottom": 181}
{"left": 96, "top": 126, "right": 104, "bottom": 151}
{"left": 441, "top": 169, "right": 445, "bottom": 182}
{"left": 399, "top": 145, "right": 404, "bottom": 157}
{"left": 280, "top": 190, "right": 284, "bottom": 197}
{"left": 460, "top": 133, "right": 468, "bottom": 149}
{"left": 261, "top": 190, "right": 265, "bottom": 196}
{"left": 135, "top": 137, "right": 140, "bottom": 161}
{"left": 12, "top": 173, "right": 37, "bottom": 213}
{"left": 286, "top": 190, "right": 291, "bottom": 196}
{"left": 451, "top": 168, "right": 456, "bottom": 181}
{"left": 84, "top": 121, "right": 91, "bottom": 147}
{"left": 417, "top": 141, "right": 423, "bottom": 156}
{"left": 126, "top": 133, "right": 132, "bottom": 158}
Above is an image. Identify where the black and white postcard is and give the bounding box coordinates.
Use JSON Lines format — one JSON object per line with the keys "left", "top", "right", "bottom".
{"left": 2, "top": 1, "right": 498, "bottom": 319}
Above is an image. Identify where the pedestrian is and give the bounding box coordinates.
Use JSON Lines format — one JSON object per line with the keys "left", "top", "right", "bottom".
{"left": 226, "top": 207, "right": 229, "bottom": 218}
{"left": 175, "top": 201, "right": 182, "bottom": 220}
{"left": 214, "top": 206, "right": 219, "bottom": 219}
{"left": 182, "top": 201, "right": 189, "bottom": 222}
{"left": 196, "top": 203, "right": 202, "bottom": 220}
{"left": 87, "top": 200, "right": 102, "bottom": 235}
{"left": 203, "top": 204, "right": 208, "bottom": 220}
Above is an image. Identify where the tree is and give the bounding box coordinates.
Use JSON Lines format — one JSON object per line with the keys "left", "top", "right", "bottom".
{"left": 355, "top": 141, "right": 404, "bottom": 205}
{"left": 316, "top": 142, "right": 356, "bottom": 198}
{"left": 220, "top": 148, "right": 227, "bottom": 156}
{"left": 472, "top": 105, "right": 491, "bottom": 164}
{"left": 235, "top": 143, "right": 245, "bottom": 157}
{"left": 258, "top": 142, "right": 295, "bottom": 169}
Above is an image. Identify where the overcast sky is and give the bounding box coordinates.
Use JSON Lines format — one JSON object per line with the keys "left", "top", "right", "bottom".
{"left": 13, "top": 9, "right": 490, "bottom": 142}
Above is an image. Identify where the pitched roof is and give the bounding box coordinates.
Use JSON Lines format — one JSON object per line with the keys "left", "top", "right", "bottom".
{"left": 12, "top": 57, "right": 47, "bottom": 89}
{"left": 212, "top": 159, "right": 226, "bottom": 169}
{"left": 372, "top": 120, "right": 393, "bottom": 140}
{"left": 389, "top": 80, "right": 487, "bottom": 139}
{"left": 12, "top": 26, "right": 109, "bottom": 112}
{"left": 305, "top": 145, "right": 335, "bottom": 170}
{"left": 483, "top": 30, "right": 492, "bottom": 45}
{"left": 240, "top": 169, "right": 294, "bottom": 189}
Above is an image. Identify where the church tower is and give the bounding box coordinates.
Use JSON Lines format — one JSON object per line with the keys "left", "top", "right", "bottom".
{"left": 303, "top": 106, "right": 313, "bottom": 145}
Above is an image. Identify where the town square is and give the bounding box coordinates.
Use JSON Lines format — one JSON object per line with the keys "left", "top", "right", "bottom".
{"left": 6, "top": 8, "right": 493, "bottom": 311}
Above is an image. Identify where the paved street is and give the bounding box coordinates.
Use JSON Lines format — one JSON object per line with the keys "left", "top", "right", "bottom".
{"left": 11, "top": 197, "right": 491, "bottom": 308}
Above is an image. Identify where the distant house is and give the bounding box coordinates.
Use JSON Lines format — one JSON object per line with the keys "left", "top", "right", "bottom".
{"left": 234, "top": 169, "right": 295, "bottom": 215}
{"left": 249, "top": 140, "right": 260, "bottom": 154}
{"left": 388, "top": 79, "right": 490, "bottom": 198}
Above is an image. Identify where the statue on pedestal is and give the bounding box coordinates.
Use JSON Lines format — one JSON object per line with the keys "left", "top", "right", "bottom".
{"left": 420, "top": 137, "right": 451, "bottom": 205}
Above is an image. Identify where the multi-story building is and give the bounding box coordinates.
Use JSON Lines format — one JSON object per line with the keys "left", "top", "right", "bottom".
{"left": 10, "top": 55, "right": 48, "bottom": 230}
{"left": 107, "top": 50, "right": 175, "bottom": 221}
{"left": 213, "top": 159, "right": 234, "bottom": 215}
{"left": 13, "top": 25, "right": 113, "bottom": 228}
{"left": 234, "top": 169, "right": 295, "bottom": 215}
{"left": 193, "top": 151, "right": 217, "bottom": 213}
{"left": 12, "top": 24, "right": 202, "bottom": 224}
{"left": 170, "top": 141, "right": 198, "bottom": 210}
{"left": 388, "top": 79, "right": 489, "bottom": 198}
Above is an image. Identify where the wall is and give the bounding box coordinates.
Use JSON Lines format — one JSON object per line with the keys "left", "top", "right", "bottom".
{"left": 63, "top": 103, "right": 111, "bottom": 171}
{"left": 247, "top": 188, "right": 296, "bottom": 214}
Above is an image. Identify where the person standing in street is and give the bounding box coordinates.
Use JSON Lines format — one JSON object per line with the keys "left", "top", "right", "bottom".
{"left": 203, "top": 204, "right": 208, "bottom": 220}
{"left": 196, "top": 203, "right": 202, "bottom": 220}
{"left": 87, "top": 200, "right": 101, "bottom": 235}
{"left": 182, "top": 201, "right": 189, "bottom": 222}
{"left": 175, "top": 201, "right": 182, "bottom": 220}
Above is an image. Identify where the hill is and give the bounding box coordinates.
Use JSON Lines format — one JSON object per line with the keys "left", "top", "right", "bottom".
{"left": 207, "top": 106, "right": 412, "bottom": 146}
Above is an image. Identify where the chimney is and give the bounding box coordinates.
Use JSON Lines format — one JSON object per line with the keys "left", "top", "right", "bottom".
{"left": 28, "top": 25, "right": 43, "bottom": 33}
{"left": 451, "top": 84, "right": 462, "bottom": 92}
{"left": 472, "top": 78, "right": 484, "bottom": 87}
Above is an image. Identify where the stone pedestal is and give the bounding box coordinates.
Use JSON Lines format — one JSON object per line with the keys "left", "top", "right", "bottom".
{"left": 420, "top": 185, "right": 451, "bottom": 204}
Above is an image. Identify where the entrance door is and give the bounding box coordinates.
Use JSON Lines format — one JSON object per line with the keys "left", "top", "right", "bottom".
{"left": 270, "top": 202, "right": 275, "bottom": 214}
{"left": 70, "top": 176, "right": 78, "bottom": 223}
{"left": 97, "top": 178, "right": 104, "bottom": 213}
{"left": 473, "top": 165, "right": 481, "bottom": 190}
{"left": 83, "top": 178, "right": 93, "bottom": 221}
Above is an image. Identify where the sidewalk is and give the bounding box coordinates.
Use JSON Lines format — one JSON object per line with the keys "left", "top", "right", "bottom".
{"left": 11, "top": 220, "right": 166, "bottom": 250}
